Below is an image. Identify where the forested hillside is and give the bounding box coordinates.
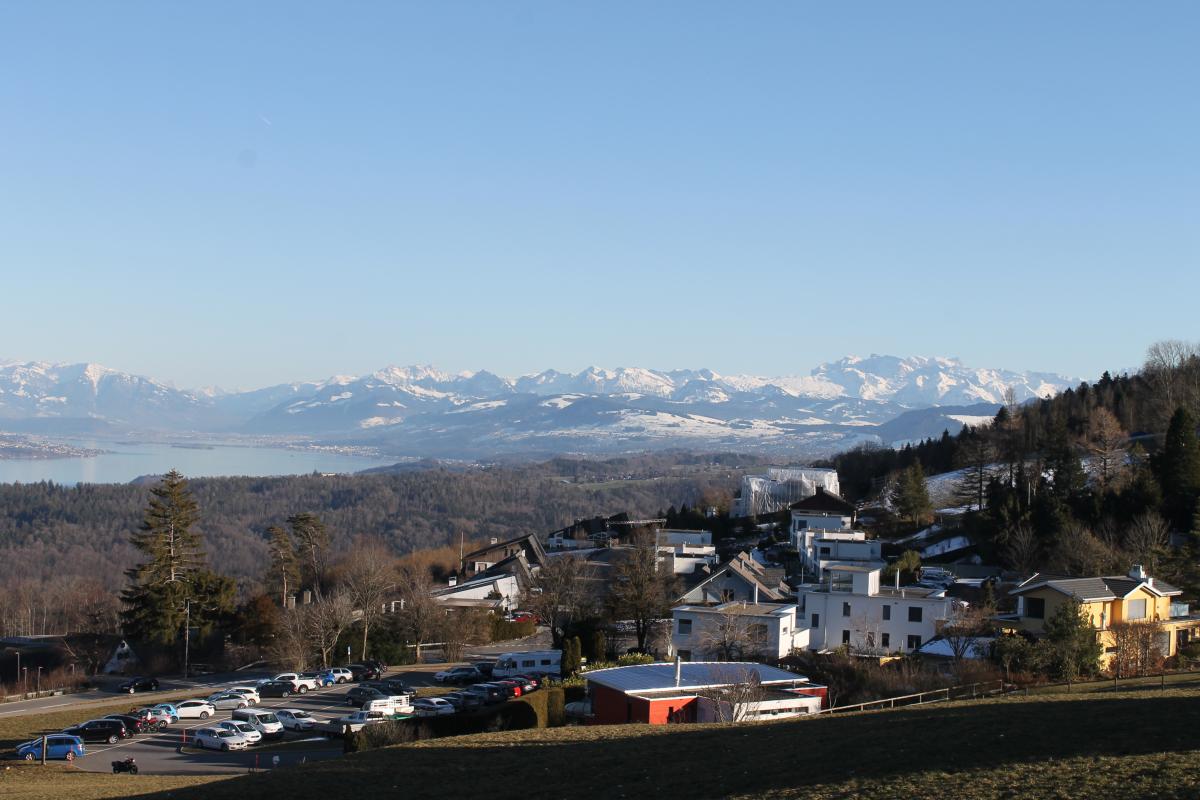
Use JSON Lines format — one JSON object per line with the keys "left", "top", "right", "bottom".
{"left": 0, "top": 454, "right": 748, "bottom": 635}
{"left": 822, "top": 340, "right": 1200, "bottom": 595}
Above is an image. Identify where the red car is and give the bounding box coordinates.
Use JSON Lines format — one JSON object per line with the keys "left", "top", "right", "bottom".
{"left": 510, "top": 611, "right": 537, "bottom": 624}
{"left": 494, "top": 679, "right": 524, "bottom": 697}
{"left": 130, "top": 707, "right": 170, "bottom": 731}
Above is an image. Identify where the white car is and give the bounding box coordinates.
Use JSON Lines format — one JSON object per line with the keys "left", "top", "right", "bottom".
{"left": 275, "top": 708, "right": 317, "bottom": 732}
{"left": 217, "top": 720, "right": 262, "bottom": 744}
{"left": 328, "top": 667, "right": 353, "bottom": 684}
{"left": 206, "top": 692, "right": 251, "bottom": 710}
{"left": 412, "top": 697, "right": 456, "bottom": 717}
{"left": 175, "top": 700, "right": 216, "bottom": 720}
{"left": 193, "top": 727, "right": 249, "bottom": 751}
{"left": 228, "top": 686, "right": 260, "bottom": 704}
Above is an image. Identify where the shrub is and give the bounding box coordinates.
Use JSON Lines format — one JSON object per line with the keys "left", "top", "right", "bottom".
{"left": 545, "top": 687, "right": 566, "bottom": 727}
{"left": 344, "top": 720, "right": 423, "bottom": 753}
{"left": 490, "top": 616, "right": 536, "bottom": 642}
{"left": 617, "top": 653, "right": 654, "bottom": 666}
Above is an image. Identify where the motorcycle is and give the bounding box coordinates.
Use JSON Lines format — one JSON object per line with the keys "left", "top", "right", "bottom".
{"left": 111, "top": 757, "right": 138, "bottom": 775}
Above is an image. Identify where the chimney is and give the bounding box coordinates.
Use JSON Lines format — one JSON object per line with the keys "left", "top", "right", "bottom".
{"left": 895, "top": 570, "right": 900, "bottom": 591}
{"left": 1129, "top": 564, "right": 1147, "bottom": 581}
{"left": 753, "top": 584, "right": 759, "bottom": 605}
{"left": 448, "top": 576, "right": 458, "bottom": 587}
{"left": 674, "top": 655, "right": 682, "bottom": 688}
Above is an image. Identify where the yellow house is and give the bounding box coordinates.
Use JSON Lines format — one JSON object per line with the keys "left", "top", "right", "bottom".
{"left": 1010, "top": 565, "right": 1200, "bottom": 665}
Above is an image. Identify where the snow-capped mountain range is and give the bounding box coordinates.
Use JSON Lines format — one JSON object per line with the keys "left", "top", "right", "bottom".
{"left": 0, "top": 356, "right": 1076, "bottom": 458}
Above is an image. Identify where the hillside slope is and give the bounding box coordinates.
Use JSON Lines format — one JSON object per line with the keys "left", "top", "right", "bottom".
{"left": 121, "top": 687, "right": 1200, "bottom": 800}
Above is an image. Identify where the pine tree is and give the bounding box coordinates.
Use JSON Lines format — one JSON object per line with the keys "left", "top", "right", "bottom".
{"left": 266, "top": 525, "right": 299, "bottom": 607}
{"left": 288, "top": 512, "right": 330, "bottom": 596}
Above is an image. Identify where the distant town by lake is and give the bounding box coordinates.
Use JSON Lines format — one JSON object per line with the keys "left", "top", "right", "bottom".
{"left": 0, "top": 439, "right": 401, "bottom": 485}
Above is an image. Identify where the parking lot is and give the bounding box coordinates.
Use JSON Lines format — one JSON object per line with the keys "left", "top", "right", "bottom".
{"left": 17, "top": 666, "right": 449, "bottom": 776}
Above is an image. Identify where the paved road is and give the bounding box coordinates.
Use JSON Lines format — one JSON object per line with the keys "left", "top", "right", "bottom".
{"left": 14, "top": 666, "right": 449, "bottom": 776}
{"left": 0, "top": 672, "right": 273, "bottom": 720}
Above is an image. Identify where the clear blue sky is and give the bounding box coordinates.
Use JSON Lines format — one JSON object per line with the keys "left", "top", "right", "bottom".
{"left": 2, "top": 2, "right": 1196, "bottom": 389}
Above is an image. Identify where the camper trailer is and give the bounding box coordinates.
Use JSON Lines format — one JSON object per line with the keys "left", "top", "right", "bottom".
{"left": 492, "top": 650, "right": 561, "bottom": 678}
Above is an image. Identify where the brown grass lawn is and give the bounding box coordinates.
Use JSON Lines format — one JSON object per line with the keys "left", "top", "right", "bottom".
{"left": 0, "top": 764, "right": 222, "bottom": 800}
{"left": 7, "top": 687, "right": 1200, "bottom": 799}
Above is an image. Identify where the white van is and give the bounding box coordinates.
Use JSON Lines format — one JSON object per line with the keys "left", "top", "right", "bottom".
{"left": 231, "top": 708, "right": 285, "bottom": 739}
{"left": 493, "top": 650, "right": 561, "bottom": 678}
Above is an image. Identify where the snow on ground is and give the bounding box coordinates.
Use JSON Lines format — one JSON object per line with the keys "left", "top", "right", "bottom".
{"left": 359, "top": 416, "right": 405, "bottom": 428}
{"left": 919, "top": 535, "right": 972, "bottom": 559}
{"left": 947, "top": 414, "right": 995, "bottom": 428}
{"left": 540, "top": 395, "right": 583, "bottom": 409}
{"left": 448, "top": 399, "right": 508, "bottom": 414}
{"left": 329, "top": 392, "right": 353, "bottom": 402}
{"left": 895, "top": 524, "right": 943, "bottom": 545}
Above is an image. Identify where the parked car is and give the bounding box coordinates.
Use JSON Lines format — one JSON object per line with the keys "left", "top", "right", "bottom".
{"left": 466, "top": 683, "right": 507, "bottom": 704}
{"left": 347, "top": 663, "right": 381, "bottom": 681}
{"left": 509, "top": 611, "right": 537, "bottom": 624}
{"left": 103, "top": 714, "right": 148, "bottom": 734}
{"left": 328, "top": 667, "right": 353, "bottom": 684}
{"left": 363, "top": 658, "right": 388, "bottom": 673}
{"left": 231, "top": 708, "right": 285, "bottom": 739}
{"left": 258, "top": 680, "right": 297, "bottom": 698}
{"left": 16, "top": 734, "right": 84, "bottom": 761}
{"left": 494, "top": 679, "right": 524, "bottom": 697}
{"left": 434, "top": 666, "right": 482, "bottom": 684}
{"left": 174, "top": 700, "right": 216, "bottom": 720}
{"left": 510, "top": 675, "right": 539, "bottom": 693}
{"left": 150, "top": 703, "right": 179, "bottom": 723}
{"left": 118, "top": 676, "right": 160, "bottom": 693}
{"left": 307, "top": 670, "right": 336, "bottom": 687}
{"left": 442, "top": 691, "right": 483, "bottom": 712}
{"left": 345, "top": 686, "right": 385, "bottom": 707}
{"left": 473, "top": 662, "right": 496, "bottom": 679}
{"left": 275, "top": 708, "right": 317, "bottom": 732}
{"left": 62, "top": 719, "right": 129, "bottom": 744}
{"left": 193, "top": 727, "right": 250, "bottom": 752}
{"left": 217, "top": 720, "right": 262, "bottom": 745}
{"left": 227, "top": 686, "right": 261, "bottom": 704}
{"left": 206, "top": 692, "right": 251, "bottom": 710}
{"left": 376, "top": 678, "right": 411, "bottom": 695}
{"left": 412, "top": 697, "right": 456, "bottom": 717}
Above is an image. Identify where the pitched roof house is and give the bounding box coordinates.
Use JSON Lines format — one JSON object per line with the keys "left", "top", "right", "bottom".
{"left": 676, "top": 552, "right": 790, "bottom": 606}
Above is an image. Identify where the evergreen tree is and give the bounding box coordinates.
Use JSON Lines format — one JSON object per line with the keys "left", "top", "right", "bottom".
{"left": 1043, "top": 598, "right": 1102, "bottom": 682}
{"left": 266, "top": 525, "right": 299, "bottom": 606}
{"left": 892, "top": 463, "right": 932, "bottom": 526}
{"left": 288, "top": 512, "right": 331, "bottom": 596}
{"left": 1158, "top": 407, "right": 1200, "bottom": 529}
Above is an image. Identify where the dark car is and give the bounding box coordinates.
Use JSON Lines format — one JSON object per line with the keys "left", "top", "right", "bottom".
{"left": 363, "top": 658, "right": 387, "bottom": 673}
{"left": 377, "top": 678, "right": 410, "bottom": 695}
{"left": 63, "top": 719, "right": 129, "bottom": 744}
{"left": 466, "top": 683, "right": 507, "bottom": 704}
{"left": 103, "top": 714, "right": 147, "bottom": 734}
{"left": 442, "top": 691, "right": 483, "bottom": 712}
{"left": 258, "top": 680, "right": 296, "bottom": 698}
{"left": 435, "top": 666, "right": 482, "bottom": 685}
{"left": 118, "top": 676, "right": 159, "bottom": 693}
{"left": 347, "top": 663, "right": 381, "bottom": 681}
{"left": 494, "top": 679, "right": 523, "bottom": 698}
{"left": 511, "top": 674, "right": 540, "bottom": 692}
{"left": 473, "top": 662, "right": 495, "bottom": 679}
{"left": 345, "top": 686, "right": 385, "bottom": 707}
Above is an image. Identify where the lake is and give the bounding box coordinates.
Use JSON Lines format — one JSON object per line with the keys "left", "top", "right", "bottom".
{"left": 0, "top": 440, "right": 402, "bottom": 485}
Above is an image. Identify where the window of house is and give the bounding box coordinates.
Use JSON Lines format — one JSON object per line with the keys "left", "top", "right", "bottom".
{"left": 908, "top": 606, "right": 923, "bottom": 623}
{"left": 811, "top": 613, "right": 820, "bottom": 628}
{"left": 1025, "top": 597, "right": 1045, "bottom": 619}
{"left": 882, "top": 605, "right": 891, "bottom": 621}
{"left": 842, "top": 602, "right": 852, "bottom": 617}
{"left": 748, "top": 624, "right": 768, "bottom": 643}
{"left": 907, "top": 635, "right": 921, "bottom": 651}
{"left": 841, "top": 630, "right": 850, "bottom": 644}
{"left": 1128, "top": 598, "right": 1147, "bottom": 620}
{"left": 830, "top": 571, "right": 853, "bottom": 593}
{"left": 819, "top": 546, "right": 832, "bottom": 556}
{"left": 881, "top": 632, "right": 890, "bottom": 648}
{"left": 678, "top": 618, "right": 692, "bottom": 635}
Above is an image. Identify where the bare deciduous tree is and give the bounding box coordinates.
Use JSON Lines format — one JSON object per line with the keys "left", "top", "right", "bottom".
{"left": 1004, "top": 525, "right": 1040, "bottom": 575}
{"left": 694, "top": 665, "right": 766, "bottom": 722}
{"left": 1124, "top": 512, "right": 1170, "bottom": 575}
{"left": 698, "top": 605, "right": 763, "bottom": 661}
{"left": 1143, "top": 340, "right": 1200, "bottom": 427}
{"left": 393, "top": 563, "right": 445, "bottom": 660}
{"left": 608, "top": 534, "right": 677, "bottom": 653}
{"left": 1085, "top": 408, "right": 1129, "bottom": 492}
{"left": 271, "top": 605, "right": 313, "bottom": 670}
{"left": 1110, "top": 620, "right": 1166, "bottom": 678}
{"left": 339, "top": 538, "right": 397, "bottom": 661}
{"left": 309, "top": 590, "right": 355, "bottom": 668}
{"left": 1051, "top": 521, "right": 1122, "bottom": 577}
{"left": 524, "top": 556, "right": 595, "bottom": 648}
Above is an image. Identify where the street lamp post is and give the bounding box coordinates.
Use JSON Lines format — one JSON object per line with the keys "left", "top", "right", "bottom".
{"left": 14, "top": 651, "right": 18, "bottom": 693}
{"left": 36, "top": 666, "right": 42, "bottom": 693}
{"left": 22, "top": 666, "right": 27, "bottom": 694}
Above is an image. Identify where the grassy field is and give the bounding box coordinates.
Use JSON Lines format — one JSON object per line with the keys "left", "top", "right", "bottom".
{"left": 0, "top": 764, "right": 220, "bottom": 800}
{"left": 5, "top": 686, "right": 1200, "bottom": 799}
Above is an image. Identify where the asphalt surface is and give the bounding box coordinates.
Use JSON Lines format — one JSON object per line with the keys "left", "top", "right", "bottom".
{"left": 14, "top": 666, "right": 449, "bottom": 776}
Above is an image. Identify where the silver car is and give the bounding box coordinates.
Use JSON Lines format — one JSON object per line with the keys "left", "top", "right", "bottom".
{"left": 206, "top": 692, "right": 251, "bottom": 710}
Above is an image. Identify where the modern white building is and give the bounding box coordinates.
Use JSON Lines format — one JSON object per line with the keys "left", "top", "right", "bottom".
{"left": 430, "top": 573, "right": 520, "bottom": 612}
{"left": 655, "top": 529, "right": 719, "bottom": 575}
{"left": 788, "top": 488, "right": 879, "bottom": 582}
{"left": 671, "top": 601, "right": 808, "bottom": 661}
{"left": 796, "top": 563, "right": 956, "bottom": 654}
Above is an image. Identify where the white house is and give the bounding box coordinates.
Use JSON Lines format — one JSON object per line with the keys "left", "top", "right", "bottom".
{"left": 671, "top": 601, "right": 808, "bottom": 661}
{"left": 796, "top": 563, "right": 955, "bottom": 654}
{"left": 789, "top": 487, "right": 856, "bottom": 536}
{"left": 675, "top": 552, "right": 790, "bottom": 605}
{"left": 430, "top": 573, "right": 520, "bottom": 612}
{"left": 655, "top": 529, "right": 719, "bottom": 575}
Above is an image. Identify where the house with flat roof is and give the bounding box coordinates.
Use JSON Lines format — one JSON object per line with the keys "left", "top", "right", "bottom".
{"left": 584, "top": 660, "right": 826, "bottom": 724}
{"left": 671, "top": 601, "right": 806, "bottom": 661}
{"left": 796, "top": 563, "right": 955, "bottom": 654}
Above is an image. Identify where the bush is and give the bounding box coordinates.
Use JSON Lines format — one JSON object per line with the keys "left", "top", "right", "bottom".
{"left": 489, "top": 617, "right": 536, "bottom": 642}
{"left": 545, "top": 687, "right": 566, "bottom": 727}
{"left": 344, "top": 720, "right": 425, "bottom": 753}
{"left": 617, "top": 653, "right": 654, "bottom": 666}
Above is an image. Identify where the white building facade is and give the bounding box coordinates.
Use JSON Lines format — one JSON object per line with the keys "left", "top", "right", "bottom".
{"left": 671, "top": 602, "right": 808, "bottom": 661}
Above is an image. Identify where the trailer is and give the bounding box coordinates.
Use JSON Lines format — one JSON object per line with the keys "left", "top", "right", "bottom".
{"left": 315, "top": 709, "right": 415, "bottom": 737}
{"left": 492, "top": 649, "right": 562, "bottom": 678}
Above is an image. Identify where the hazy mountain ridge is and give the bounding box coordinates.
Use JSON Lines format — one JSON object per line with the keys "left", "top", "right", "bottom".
{"left": 0, "top": 356, "right": 1076, "bottom": 457}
